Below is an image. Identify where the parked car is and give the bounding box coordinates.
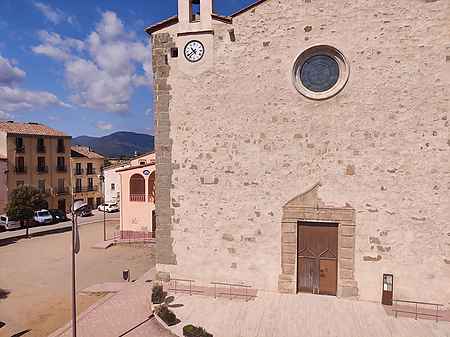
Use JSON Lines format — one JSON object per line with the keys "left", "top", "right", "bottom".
{"left": 49, "top": 209, "right": 69, "bottom": 223}
{"left": 97, "top": 203, "right": 119, "bottom": 213}
{"left": 0, "top": 215, "right": 22, "bottom": 231}
{"left": 33, "top": 209, "right": 53, "bottom": 225}
{"left": 80, "top": 206, "right": 93, "bottom": 217}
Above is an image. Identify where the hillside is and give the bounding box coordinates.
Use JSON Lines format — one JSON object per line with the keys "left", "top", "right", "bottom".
{"left": 72, "top": 131, "right": 154, "bottom": 158}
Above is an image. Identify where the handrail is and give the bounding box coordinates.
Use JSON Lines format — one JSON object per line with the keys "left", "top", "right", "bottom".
{"left": 166, "top": 278, "right": 202, "bottom": 296}
{"left": 211, "top": 281, "right": 254, "bottom": 301}
{"left": 393, "top": 299, "right": 444, "bottom": 322}
{"left": 394, "top": 299, "right": 444, "bottom": 307}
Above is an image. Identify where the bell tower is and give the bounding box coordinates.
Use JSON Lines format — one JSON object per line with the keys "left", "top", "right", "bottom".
{"left": 178, "top": 0, "right": 213, "bottom": 28}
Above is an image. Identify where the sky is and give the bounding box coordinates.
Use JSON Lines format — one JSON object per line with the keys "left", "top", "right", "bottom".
{"left": 0, "top": 0, "right": 255, "bottom": 137}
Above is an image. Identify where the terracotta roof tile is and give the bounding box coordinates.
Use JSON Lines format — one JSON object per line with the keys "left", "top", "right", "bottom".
{"left": 0, "top": 121, "right": 69, "bottom": 137}
{"left": 71, "top": 146, "right": 104, "bottom": 159}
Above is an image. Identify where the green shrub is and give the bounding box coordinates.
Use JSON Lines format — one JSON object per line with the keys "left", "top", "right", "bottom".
{"left": 151, "top": 284, "right": 166, "bottom": 304}
{"left": 156, "top": 304, "right": 178, "bottom": 326}
{"left": 183, "top": 324, "right": 213, "bottom": 337}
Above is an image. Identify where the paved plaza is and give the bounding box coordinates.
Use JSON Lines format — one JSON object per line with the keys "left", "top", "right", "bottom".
{"left": 167, "top": 292, "right": 450, "bottom": 337}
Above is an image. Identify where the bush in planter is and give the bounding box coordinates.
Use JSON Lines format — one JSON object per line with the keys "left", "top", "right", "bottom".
{"left": 152, "top": 284, "right": 166, "bottom": 304}
{"left": 183, "top": 324, "right": 213, "bottom": 337}
{"left": 156, "top": 304, "right": 178, "bottom": 326}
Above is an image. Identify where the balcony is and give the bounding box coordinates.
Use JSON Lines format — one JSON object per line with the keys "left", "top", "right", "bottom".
{"left": 37, "top": 165, "right": 48, "bottom": 174}
{"left": 15, "top": 166, "right": 27, "bottom": 174}
{"left": 73, "top": 168, "right": 84, "bottom": 176}
{"left": 57, "top": 145, "right": 65, "bottom": 153}
{"left": 86, "top": 168, "right": 97, "bottom": 175}
{"left": 55, "top": 187, "right": 70, "bottom": 196}
{"left": 16, "top": 146, "right": 25, "bottom": 153}
{"left": 56, "top": 165, "right": 67, "bottom": 172}
{"left": 73, "top": 186, "right": 98, "bottom": 193}
{"left": 130, "top": 194, "right": 146, "bottom": 202}
{"left": 37, "top": 145, "right": 46, "bottom": 153}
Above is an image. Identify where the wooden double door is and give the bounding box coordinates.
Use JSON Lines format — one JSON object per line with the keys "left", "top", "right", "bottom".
{"left": 297, "top": 223, "right": 338, "bottom": 296}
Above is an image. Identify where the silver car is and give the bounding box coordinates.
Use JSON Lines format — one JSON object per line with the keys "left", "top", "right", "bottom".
{"left": 0, "top": 215, "right": 22, "bottom": 231}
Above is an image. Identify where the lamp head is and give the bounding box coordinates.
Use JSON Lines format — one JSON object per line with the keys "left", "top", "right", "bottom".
{"left": 72, "top": 200, "right": 89, "bottom": 215}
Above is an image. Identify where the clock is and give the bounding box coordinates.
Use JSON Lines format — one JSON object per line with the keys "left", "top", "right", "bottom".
{"left": 184, "top": 40, "right": 205, "bottom": 63}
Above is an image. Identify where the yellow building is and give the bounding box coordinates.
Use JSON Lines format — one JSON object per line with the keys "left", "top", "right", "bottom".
{"left": 71, "top": 146, "right": 105, "bottom": 209}
{"left": 0, "top": 121, "right": 72, "bottom": 212}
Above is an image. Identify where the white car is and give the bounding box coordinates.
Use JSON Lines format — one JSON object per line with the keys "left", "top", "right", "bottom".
{"left": 33, "top": 210, "right": 53, "bottom": 225}
{"left": 0, "top": 215, "right": 22, "bottom": 231}
{"left": 97, "top": 203, "right": 119, "bottom": 213}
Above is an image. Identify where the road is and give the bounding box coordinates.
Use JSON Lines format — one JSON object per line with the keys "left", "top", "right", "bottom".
{"left": 0, "top": 210, "right": 120, "bottom": 241}
{"left": 0, "top": 218, "right": 154, "bottom": 337}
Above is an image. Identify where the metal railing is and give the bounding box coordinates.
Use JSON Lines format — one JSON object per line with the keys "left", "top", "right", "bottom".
{"left": 130, "top": 194, "right": 146, "bottom": 202}
{"left": 393, "top": 299, "right": 444, "bottom": 322}
{"left": 56, "top": 165, "right": 67, "bottom": 172}
{"left": 15, "top": 166, "right": 27, "bottom": 174}
{"left": 73, "top": 168, "right": 84, "bottom": 175}
{"left": 113, "top": 230, "right": 155, "bottom": 244}
{"left": 55, "top": 187, "right": 70, "bottom": 195}
{"left": 16, "top": 146, "right": 25, "bottom": 153}
{"left": 86, "top": 168, "right": 97, "bottom": 175}
{"left": 73, "top": 186, "right": 98, "bottom": 193}
{"left": 37, "top": 145, "right": 46, "bottom": 153}
{"left": 167, "top": 278, "right": 202, "bottom": 296}
{"left": 211, "top": 282, "right": 254, "bottom": 301}
{"left": 37, "top": 165, "right": 48, "bottom": 173}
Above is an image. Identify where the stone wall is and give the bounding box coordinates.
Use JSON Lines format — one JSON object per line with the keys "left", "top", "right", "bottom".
{"left": 153, "top": 0, "right": 450, "bottom": 305}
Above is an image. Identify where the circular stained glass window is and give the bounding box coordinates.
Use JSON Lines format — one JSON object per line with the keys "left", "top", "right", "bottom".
{"left": 299, "top": 55, "right": 340, "bottom": 92}
{"left": 292, "top": 45, "right": 350, "bottom": 100}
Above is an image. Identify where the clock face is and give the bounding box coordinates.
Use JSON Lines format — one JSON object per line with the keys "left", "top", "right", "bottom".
{"left": 184, "top": 40, "right": 205, "bottom": 63}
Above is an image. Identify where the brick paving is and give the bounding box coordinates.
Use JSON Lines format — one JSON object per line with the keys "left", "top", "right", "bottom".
{"left": 48, "top": 270, "right": 176, "bottom": 337}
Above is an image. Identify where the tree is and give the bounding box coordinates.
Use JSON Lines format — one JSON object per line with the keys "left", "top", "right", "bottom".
{"left": 6, "top": 185, "right": 48, "bottom": 238}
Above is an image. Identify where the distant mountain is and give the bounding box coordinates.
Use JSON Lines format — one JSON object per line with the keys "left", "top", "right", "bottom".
{"left": 72, "top": 132, "right": 154, "bottom": 158}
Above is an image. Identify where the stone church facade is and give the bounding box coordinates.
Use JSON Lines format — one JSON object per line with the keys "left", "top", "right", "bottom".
{"left": 146, "top": 0, "right": 450, "bottom": 304}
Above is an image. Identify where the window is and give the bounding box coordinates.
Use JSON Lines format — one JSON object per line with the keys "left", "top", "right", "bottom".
{"left": 111, "top": 183, "right": 115, "bottom": 191}
{"left": 87, "top": 163, "right": 94, "bottom": 175}
{"left": 37, "top": 138, "right": 45, "bottom": 153}
{"left": 38, "top": 157, "right": 46, "bottom": 172}
{"left": 16, "top": 157, "right": 25, "bottom": 173}
{"left": 76, "top": 178, "right": 82, "bottom": 192}
{"left": 88, "top": 178, "right": 94, "bottom": 191}
{"left": 75, "top": 163, "right": 82, "bottom": 175}
{"left": 57, "top": 178, "right": 65, "bottom": 193}
{"left": 190, "top": 0, "right": 200, "bottom": 22}
{"left": 292, "top": 45, "right": 349, "bottom": 100}
{"left": 57, "top": 157, "right": 66, "bottom": 171}
{"left": 57, "top": 138, "right": 65, "bottom": 153}
{"left": 16, "top": 180, "right": 24, "bottom": 187}
{"left": 130, "top": 174, "right": 145, "bottom": 202}
{"left": 38, "top": 180, "right": 45, "bottom": 193}
{"left": 16, "top": 137, "right": 24, "bottom": 152}
{"left": 139, "top": 161, "right": 146, "bottom": 165}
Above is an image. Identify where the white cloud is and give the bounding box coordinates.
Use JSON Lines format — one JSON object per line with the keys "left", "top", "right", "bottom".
{"left": 33, "top": 2, "right": 73, "bottom": 25}
{"left": 32, "top": 31, "right": 84, "bottom": 61}
{"left": 0, "top": 55, "right": 26, "bottom": 86}
{"left": 32, "top": 11, "right": 152, "bottom": 114}
{"left": 0, "top": 54, "right": 69, "bottom": 115}
{"left": 0, "top": 86, "right": 69, "bottom": 113}
{"left": 96, "top": 121, "right": 113, "bottom": 130}
{"left": 144, "top": 107, "right": 152, "bottom": 116}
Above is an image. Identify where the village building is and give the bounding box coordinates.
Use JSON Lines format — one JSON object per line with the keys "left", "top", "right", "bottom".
{"left": 0, "top": 121, "right": 72, "bottom": 212}
{"left": 71, "top": 145, "right": 105, "bottom": 209}
{"left": 146, "top": 0, "right": 450, "bottom": 305}
{"left": 104, "top": 162, "right": 130, "bottom": 204}
{"left": 117, "top": 152, "right": 156, "bottom": 237}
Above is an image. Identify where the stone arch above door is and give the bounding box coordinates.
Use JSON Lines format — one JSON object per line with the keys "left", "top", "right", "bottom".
{"left": 278, "top": 183, "right": 359, "bottom": 298}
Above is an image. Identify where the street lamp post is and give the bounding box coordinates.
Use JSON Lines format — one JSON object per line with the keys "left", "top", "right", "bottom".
{"left": 71, "top": 200, "right": 89, "bottom": 337}
{"left": 99, "top": 174, "right": 106, "bottom": 241}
